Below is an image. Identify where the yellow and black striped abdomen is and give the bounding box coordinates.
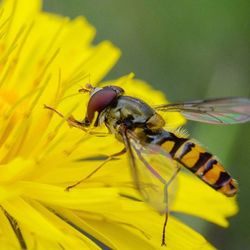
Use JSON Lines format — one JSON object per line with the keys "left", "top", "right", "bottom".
{"left": 160, "top": 133, "right": 238, "bottom": 196}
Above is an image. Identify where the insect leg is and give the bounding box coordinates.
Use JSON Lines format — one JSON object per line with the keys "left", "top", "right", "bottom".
{"left": 166, "top": 165, "right": 181, "bottom": 190}
{"left": 65, "top": 148, "right": 127, "bottom": 191}
{"left": 161, "top": 211, "right": 168, "bottom": 246}
{"left": 44, "top": 105, "right": 108, "bottom": 136}
{"left": 44, "top": 105, "right": 89, "bottom": 130}
{"left": 161, "top": 165, "right": 181, "bottom": 246}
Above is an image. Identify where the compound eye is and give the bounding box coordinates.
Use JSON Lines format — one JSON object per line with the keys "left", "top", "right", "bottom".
{"left": 86, "top": 88, "right": 118, "bottom": 123}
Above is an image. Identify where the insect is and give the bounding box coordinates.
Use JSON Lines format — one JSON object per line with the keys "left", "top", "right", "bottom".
{"left": 45, "top": 84, "right": 250, "bottom": 245}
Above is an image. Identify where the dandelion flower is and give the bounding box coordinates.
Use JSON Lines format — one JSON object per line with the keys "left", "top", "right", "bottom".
{"left": 0, "top": 0, "right": 238, "bottom": 249}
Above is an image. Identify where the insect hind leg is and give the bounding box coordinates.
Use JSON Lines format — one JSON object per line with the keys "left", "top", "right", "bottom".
{"left": 162, "top": 165, "right": 181, "bottom": 246}
{"left": 161, "top": 211, "right": 169, "bottom": 246}
{"left": 65, "top": 148, "right": 126, "bottom": 191}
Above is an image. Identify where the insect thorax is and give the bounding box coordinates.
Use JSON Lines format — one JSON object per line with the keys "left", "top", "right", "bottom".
{"left": 98, "top": 96, "right": 165, "bottom": 141}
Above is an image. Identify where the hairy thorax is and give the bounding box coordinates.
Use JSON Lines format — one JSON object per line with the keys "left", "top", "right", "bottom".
{"left": 98, "top": 95, "right": 165, "bottom": 141}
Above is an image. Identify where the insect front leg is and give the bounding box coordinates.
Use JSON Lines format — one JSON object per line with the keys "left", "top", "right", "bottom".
{"left": 44, "top": 105, "right": 90, "bottom": 131}
{"left": 65, "top": 148, "right": 127, "bottom": 191}
{"left": 44, "top": 105, "right": 109, "bottom": 137}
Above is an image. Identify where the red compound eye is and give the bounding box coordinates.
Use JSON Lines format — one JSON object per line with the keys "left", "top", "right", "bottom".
{"left": 86, "top": 86, "right": 124, "bottom": 123}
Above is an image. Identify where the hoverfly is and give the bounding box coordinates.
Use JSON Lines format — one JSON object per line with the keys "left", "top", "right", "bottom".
{"left": 45, "top": 84, "right": 250, "bottom": 245}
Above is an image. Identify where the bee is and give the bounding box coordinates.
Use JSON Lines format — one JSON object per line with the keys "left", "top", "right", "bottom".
{"left": 45, "top": 84, "right": 250, "bottom": 245}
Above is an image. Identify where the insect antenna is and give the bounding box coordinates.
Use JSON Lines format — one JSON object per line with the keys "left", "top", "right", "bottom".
{"left": 78, "top": 74, "right": 95, "bottom": 93}
{"left": 78, "top": 83, "right": 95, "bottom": 93}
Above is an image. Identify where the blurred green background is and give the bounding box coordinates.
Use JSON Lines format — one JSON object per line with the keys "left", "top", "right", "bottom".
{"left": 44, "top": 1, "right": 250, "bottom": 249}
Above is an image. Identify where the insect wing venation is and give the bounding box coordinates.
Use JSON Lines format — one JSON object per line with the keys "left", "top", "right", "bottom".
{"left": 123, "top": 130, "right": 179, "bottom": 213}
{"left": 155, "top": 97, "right": 250, "bottom": 124}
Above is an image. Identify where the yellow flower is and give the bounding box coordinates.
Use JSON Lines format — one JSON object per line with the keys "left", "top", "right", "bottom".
{"left": 0, "top": 0, "right": 237, "bottom": 249}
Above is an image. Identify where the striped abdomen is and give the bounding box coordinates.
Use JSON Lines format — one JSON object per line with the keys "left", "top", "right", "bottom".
{"left": 160, "top": 132, "right": 237, "bottom": 196}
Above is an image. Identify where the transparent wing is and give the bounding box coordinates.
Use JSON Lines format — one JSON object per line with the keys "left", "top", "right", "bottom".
{"left": 155, "top": 97, "right": 250, "bottom": 124}
{"left": 121, "top": 129, "right": 179, "bottom": 213}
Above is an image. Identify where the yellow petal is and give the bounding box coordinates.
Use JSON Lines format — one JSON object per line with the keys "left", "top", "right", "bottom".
{"left": 0, "top": 208, "right": 21, "bottom": 249}
{"left": 0, "top": 157, "right": 35, "bottom": 183}
{"left": 51, "top": 207, "right": 118, "bottom": 250}
{"left": 83, "top": 209, "right": 216, "bottom": 250}
{"left": 1, "top": 197, "right": 90, "bottom": 249}
{"left": 1, "top": 0, "right": 41, "bottom": 42}
{"left": 19, "top": 181, "right": 120, "bottom": 211}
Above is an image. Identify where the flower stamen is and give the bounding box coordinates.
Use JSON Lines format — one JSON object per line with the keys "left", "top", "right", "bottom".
{"left": 33, "top": 48, "right": 60, "bottom": 87}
